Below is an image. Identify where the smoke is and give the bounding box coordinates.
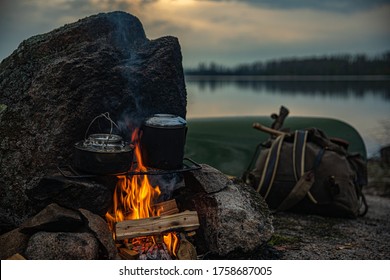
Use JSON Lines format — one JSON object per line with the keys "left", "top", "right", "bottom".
{"left": 106, "top": 11, "right": 146, "bottom": 53}
{"left": 149, "top": 174, "right": 185, "bottom": 202}
{"left": 105, "top": 11, "right": 157, "bottom": 140}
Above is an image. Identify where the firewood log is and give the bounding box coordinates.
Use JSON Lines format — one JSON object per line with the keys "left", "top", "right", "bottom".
{"left": 115, "top": 211, "right": 199, "bottom": 240}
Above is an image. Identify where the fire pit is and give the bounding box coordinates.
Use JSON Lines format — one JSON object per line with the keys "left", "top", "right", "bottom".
{"left": 0, "top": 111, "right": 274, "bottom": 260}
{"left": 105, "top": 124, "right": 200, "bottom": 259}
{"left": 53, "top": 112, "right": 203, "bottom": 259}
{"left": 62, "top": 113, "right": 202, "bottom": 259}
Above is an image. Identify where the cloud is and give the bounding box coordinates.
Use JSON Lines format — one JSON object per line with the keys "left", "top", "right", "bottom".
{"left": 136, "top": 0, "right": 390, "bottom": 65}
{"left": 0, "top": 0, "right": 389, "bottom": 67}
{"left": 196, "top": 0, "right": 390, "bottom": 13}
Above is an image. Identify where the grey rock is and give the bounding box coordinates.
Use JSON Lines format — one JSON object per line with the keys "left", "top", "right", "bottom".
{"left": 79, "top": 208, "right": 119, "bottom": 260}
{"left": 27, "top": 174, "right": 113, "bottom": 216}
{"left": 0, "top": 104, "right": 6, "bottom": 122}
{"left": 0, "top": 11, "right": 186, "bottom": 228}
{"left": 184, "top": 164, "right": 233, "bottom": 193}
{"left": 20, "top": 203, "right": 83, "bottom": 234}
{"left": 0, "top": 228, "right": 30, "bottom": 259}
{"left": 25, "top": 232, "right": 99, "bottom": 260}
{"left": 0, "top": 208, "right": 20, "bottom": 235}
{"left": 184, "top": 165, "right": 274, "bottom": 258}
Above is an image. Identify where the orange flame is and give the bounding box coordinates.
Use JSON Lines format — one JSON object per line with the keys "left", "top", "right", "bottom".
{"left": 105, "top": 128, "right": 179, "bottom": 257}
{"left": 163, "top": 233, "right": 179, "bottom": 257}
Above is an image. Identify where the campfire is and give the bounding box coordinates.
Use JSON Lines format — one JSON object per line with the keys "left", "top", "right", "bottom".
{"left": 105, "top": 127, "right": 199, "bottom": 260}
{"left": 0, "top": 111, "right": 272, "bottom": 261}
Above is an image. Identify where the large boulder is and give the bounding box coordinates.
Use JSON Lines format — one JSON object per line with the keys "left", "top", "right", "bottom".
{"left": 25, "top": 232, "right": 100, "bottom": 260}
{"left": 26, "top": 173, "right": 113, "bottom": 216}
{"left": 0, "top": 11, "right": 187, "bottom": 229}
{"left": 182, "top": 164, "right": 274, "bottom": 258}
{"left": 0, "top": 203, "right": 119, "bottom": 260}
{"left": 19, "top": 203, "right": 83, "bottom": 234}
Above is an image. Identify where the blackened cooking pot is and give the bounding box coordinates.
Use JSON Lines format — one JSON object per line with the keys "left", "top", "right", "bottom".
{"left": 72, "top": 113, "right": 133, "bottom": 175}
{"left": 140, "top": 114, "right": 187, "bottom": 170}
{"left": 73, "top": 133, "right": 133, "bottom": 174}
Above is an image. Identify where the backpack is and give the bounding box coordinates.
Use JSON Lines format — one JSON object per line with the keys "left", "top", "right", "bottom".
{"left": 243, "top": 128, "right": 368, "bottom": 218}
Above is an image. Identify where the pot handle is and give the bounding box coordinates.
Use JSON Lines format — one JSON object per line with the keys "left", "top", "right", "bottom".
{"left": 84, "top": 112, "right": 120, "bottom": 143}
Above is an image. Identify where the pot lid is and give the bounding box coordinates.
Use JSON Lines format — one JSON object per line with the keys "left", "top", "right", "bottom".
{"left": 75, "top": 133, "right": 133, "bottom": 153}
{"left": 88, "top": 133, "right": 123, "bottom": 144}
{"left": 144, "top": 114, "right": 186, "bottom": 128}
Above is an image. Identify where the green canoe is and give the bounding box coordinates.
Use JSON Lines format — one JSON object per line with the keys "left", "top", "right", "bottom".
{"left": 185, "top": 116, "right": 367, "bottom": 177}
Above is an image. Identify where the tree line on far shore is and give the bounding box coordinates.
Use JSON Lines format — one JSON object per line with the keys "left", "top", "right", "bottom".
{"left": 185, "top": 51, "right": 390, "bottom": 76}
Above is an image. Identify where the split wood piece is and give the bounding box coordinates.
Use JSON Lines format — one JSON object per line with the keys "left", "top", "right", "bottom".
{"left": 187, "top": 231, "right": 197, "bottom": 237}
{"left": 115, "top": 211, "right": 200, "bottom": 240}
{"left": 153, "top": 199, "right": 179, "bottom": 216}
{"left": 6, "top": 253, "right": 26, "bottom": 260}
{"left": 177, "top": 233, "right": 197, "bottom": 260}
{"left": 119, "top": 247, "right": 139, "bottom": 260}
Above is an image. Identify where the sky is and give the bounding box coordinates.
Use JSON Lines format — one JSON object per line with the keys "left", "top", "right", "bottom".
{"left": 0, "top": 0, "right": 390, "bottom": 68}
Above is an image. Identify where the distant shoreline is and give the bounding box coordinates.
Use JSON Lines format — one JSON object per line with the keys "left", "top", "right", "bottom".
{"left": 185, "top": 51, "right": 390, "bottom": 77}
{"left": 185, "top": 75, "right": 390, "bottom": 81}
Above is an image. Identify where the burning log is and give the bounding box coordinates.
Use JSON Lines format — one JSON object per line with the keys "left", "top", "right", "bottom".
{"left": 115, "top": 211, "right": 199, "bottom": 240}
{"left": 153, "top": 199, "right": 179, "bottom": 216}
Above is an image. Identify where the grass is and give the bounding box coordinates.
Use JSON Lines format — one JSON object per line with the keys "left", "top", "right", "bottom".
{"left": 268, "top": 234, "right": 301, "bottom": 246}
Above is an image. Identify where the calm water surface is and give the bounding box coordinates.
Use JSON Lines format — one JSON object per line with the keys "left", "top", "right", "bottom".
{"left": 185, "top": 76, "right": 390, "bottom": 157}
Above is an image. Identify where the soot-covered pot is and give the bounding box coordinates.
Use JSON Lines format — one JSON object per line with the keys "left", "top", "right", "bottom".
{"left": 140, "top": 114, "right": 187, "bottom": 170}
{"left": 73, "top": 133, "right": 133, "bottom": 175}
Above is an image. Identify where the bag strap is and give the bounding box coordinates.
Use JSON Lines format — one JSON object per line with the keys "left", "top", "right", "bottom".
{"left": 256, "top": 134, "right": 286, "bottom": 198}
{"left": 256, "top": 130, "right": 325, "bottom": 211}
{"left": 279, "top": 146, "right": 325, "bottom": 212}
{"left": 277, "top": 171, "right": 315, "bottom": 211}
{"left": 278, "top": 130, "right": 312, "bottom": 211}
{"left": 293, "top": 130, "right": 308, "bottom": 180}
{"left": 256, "top": 130, "right": 308, "bottom": 201}
{"left": 356, "top": 180, "right": 369, "bottom": 217}
{"left": 278, "top": 130, "right": 325, "bottom": 210}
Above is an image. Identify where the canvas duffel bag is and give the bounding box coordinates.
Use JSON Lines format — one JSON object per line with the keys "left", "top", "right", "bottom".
{"left": 243, "top": 128, "right": 368, "bottom": 218}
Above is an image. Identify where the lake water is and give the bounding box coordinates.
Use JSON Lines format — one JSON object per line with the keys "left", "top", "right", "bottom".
{"left": 185, "top": 76, "right": 390, "bottom": 159}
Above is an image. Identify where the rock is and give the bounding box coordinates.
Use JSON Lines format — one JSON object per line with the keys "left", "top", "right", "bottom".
{"left": 19, "top": 203, "right": 83, "bottom": 234}
{"left": 27, "top": 174, "right": 113, "bottom": 216}
{"left": 366, "top": 159, "right": 390, "bottom": 197}
{"left": 6, "top": 204, "right": 118, "bottom": 259}
{"left": 0, "top": 209, "right": 19, "bottom": 235}
{"left": 0, "top": 11, "right": 187, "bottom": 228}
{"left": 79, "top": 208, "right": 119, "bottom": 260}
{"left": 183, "top": 165, "right": 273, "bottom": 258}
{"left": 380, "top": 146, "right": 390, "bottom": 166}
{"left": 184, "top": 164, "right": 232, "bottom": 193}
{"left": 25, "top": 232, "right": 99, "bottom": 260}
{"left": 0, "top": 104, "right": 6, "bottom": 122}
{"left": 0, "top": 228, "right": 30, "bottom": 259}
